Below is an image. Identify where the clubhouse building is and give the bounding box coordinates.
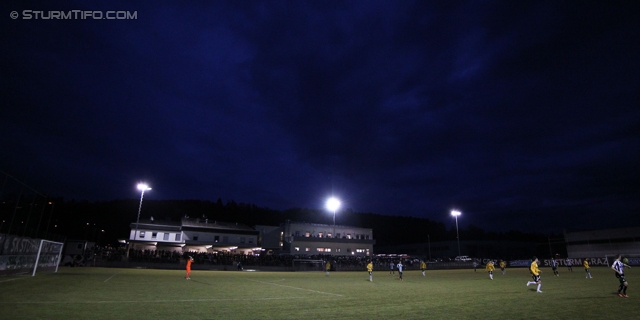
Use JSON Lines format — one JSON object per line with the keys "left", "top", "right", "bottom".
{"left": 127, "top": 218, "right": 375, "bottom": 257}
{"left": 127, "top": 217, "right": 261, "bottom": 255}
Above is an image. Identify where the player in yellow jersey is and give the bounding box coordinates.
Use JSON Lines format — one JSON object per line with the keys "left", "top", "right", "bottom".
{"left": 583, "top": 258, "right": 592, "bottom": 278}
{"left": 367, "top": 261, "right": 373, "bottom": 282}
{"left": 325, "top": 261, "right": 331, "bottom": 276}
{"left": 486, "top": 261, "right": 495, "bottom": 280}
{"left": 526, "top": 256, "right": 543, "bottom": 293}
{"left": 499, "top": 260, "right": 506, "bottom": 275}
{"left": 420, "top": 260, "right": 427, "bottom": 276}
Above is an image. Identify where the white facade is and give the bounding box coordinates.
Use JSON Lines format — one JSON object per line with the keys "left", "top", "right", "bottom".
{"left": 128, "top": 218, "right": 260, "bottom": 255}
{"left": 280, "top": 221, "right": 375, "bottom": 256}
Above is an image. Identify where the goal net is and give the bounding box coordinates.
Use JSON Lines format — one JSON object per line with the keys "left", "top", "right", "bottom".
{"left": 32, "top": 239, "right": 64, "bottom": 276}
{"left": 292, "top": 259, "right": 325, "bottom": 271}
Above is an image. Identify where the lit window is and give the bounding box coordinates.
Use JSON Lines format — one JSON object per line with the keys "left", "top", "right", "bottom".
{"left": 327, "top": 233, "right": 332, "bottom": 238}
{"left": 305, "top": 232, "right": 310, "bottom": 237}
{"left": 305, "top": 247, "right": 310, "bottom": 252}
{"left": 294, "top": 247, "right": 300, "bottom": 251}
{"left": 318, "top": 232, "right": 323, "bottom": 238}
{"left": 317, "top": 248, "right": 325, "bottom": 252}
{"left": 336, "top": 248, "right": 341, "bottom": 253}
{"left": 326, "top": 248, "right": 331, "bottom": 252}
{"left": 347, "top": 234, "right": 351, "bottom": 239}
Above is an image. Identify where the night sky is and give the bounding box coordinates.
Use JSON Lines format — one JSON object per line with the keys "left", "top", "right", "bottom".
{"left": 2, "top": 1, "right": 639, "bottom": 234}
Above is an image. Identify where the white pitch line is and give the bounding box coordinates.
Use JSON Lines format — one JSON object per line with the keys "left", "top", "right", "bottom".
{"left": 247, "top": 279, "right": 343, "bottom": 297}
{"left": 104, "top": 273, "right": 119, "bottom": 283}
{"left": 0, "top": 297, "right": 303, "bottom": 304}
{"left": 0, "top": 278, "right": 23, "bottom": 283}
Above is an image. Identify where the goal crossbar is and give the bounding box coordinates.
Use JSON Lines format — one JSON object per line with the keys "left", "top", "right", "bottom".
{"left": 292, "top": 259, "right": 325, "bottom": 271}
{"left": 32, "top": 239, "right": 64, "bottom": 276}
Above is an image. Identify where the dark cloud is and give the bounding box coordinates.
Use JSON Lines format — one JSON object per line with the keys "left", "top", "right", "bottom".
{"left": 1, "top": 0, "right": 639, "bottom": 234}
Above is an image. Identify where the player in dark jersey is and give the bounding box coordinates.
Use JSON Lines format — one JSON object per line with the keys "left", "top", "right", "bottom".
{"left": 566, "top": 258, "right": 573, "bottom": 272}
{"left": 612, "top": 254, "right": 631, "bottom": 298}
{"left": 551, "top": 258, "right": 559, "bottom": 276}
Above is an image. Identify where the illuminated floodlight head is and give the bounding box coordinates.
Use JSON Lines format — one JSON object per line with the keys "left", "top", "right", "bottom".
{"left": 325, "top": 197, "right": 341, "bottom": 212}
{"left": 451, "top": 210, "right": 461, "bottom": 217}
{"left": 137, "top": 183, "right": 151, "bottom": 191}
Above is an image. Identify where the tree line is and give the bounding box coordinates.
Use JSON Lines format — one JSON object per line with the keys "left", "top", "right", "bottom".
{"left": 1, "top": 197, "right": 550, "bottom": 248}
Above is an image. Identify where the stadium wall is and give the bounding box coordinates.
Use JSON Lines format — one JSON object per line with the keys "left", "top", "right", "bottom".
{"left": 0, "top": 234, "right": 62, "bottom": 276}
{"left": 565, "top": 227, "right": 640, "bottom": 258}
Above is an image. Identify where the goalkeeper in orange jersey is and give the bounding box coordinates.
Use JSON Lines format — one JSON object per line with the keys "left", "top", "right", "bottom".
{"left": 185, "top": 256, "right": 194, "bottom": 280}
{"left": 526, "top": 256, "right": 543, "bottom": 293}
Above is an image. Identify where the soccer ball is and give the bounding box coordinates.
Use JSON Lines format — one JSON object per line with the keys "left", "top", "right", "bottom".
{"left": 623, "top": 258, "right": 629, "bottom": 264}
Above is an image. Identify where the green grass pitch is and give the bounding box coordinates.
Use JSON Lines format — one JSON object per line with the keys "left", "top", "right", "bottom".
{"left": 0, "top": 266, "right": 637, "bottom": 319}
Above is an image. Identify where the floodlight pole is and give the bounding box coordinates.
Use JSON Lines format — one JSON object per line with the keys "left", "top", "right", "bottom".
{"left": 44, "top": 202, "right": 55, "bottom": 239}
{"left": 134, "top": 184, "right": 151, "bottom": 246}
{"left": 325, "top": 197, "right": 341, "bottom": 237}
{"left": 451, "top": 210, "right": 461, "bottom": 257}
{"left": 428, "top": 234, "right": 431, "bottom": 261}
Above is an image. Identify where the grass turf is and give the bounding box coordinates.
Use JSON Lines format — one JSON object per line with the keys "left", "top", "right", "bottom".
{"left": 0, "top": 266, "right": 636, "bottom": 319}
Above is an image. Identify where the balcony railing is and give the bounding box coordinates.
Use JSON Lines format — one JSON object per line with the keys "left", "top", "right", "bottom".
{"left": 289, "top": 235, "right": 375, "bottom": 245}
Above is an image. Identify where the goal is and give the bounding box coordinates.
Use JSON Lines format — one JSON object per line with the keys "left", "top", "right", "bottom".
{"left": 292, "top": 259, "right": 325, "bottom": 271}
{"left": 32, "top": 239, "right": 64, "bottom": 276}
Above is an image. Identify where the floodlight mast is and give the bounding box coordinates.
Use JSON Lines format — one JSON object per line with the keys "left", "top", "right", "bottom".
{"left": 134, "top": 183, "right": 151, "bottom": 247}
{"left": 451, "top": 210, "right": 461, "bottom": 257}
{"left": 326, "top": 197, "right": 341, "bottom": 239}
{"left": 325, "top": 197, "right": 341, "bottom": 226}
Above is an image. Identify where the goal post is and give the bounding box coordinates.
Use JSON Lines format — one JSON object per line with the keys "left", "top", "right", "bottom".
{"left": 32, "top": 239, "right": 64, "bottom": 276}
{"left": 292, "top": 259, "right": 325, "bottom": 271}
